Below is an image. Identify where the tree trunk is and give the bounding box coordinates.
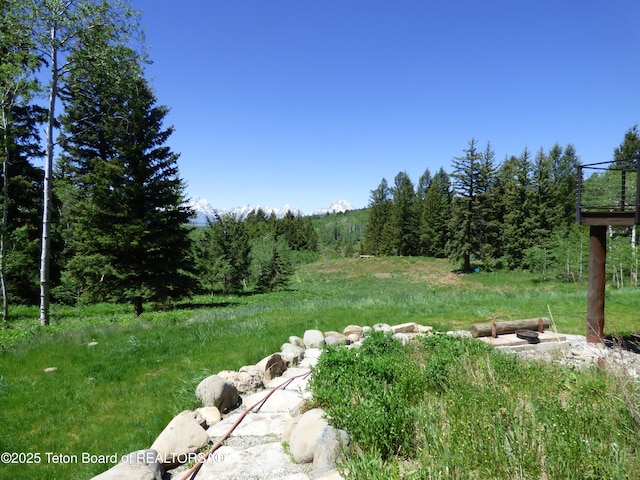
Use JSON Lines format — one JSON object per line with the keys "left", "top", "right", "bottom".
{"left": 471, "top": 318, "right": 551, "bottom": 338}
{"left": 39, "top": 26, "right": 58, "bottom": 327}
{"left": 1, "top": 117, "right": 9, "bottom": 324}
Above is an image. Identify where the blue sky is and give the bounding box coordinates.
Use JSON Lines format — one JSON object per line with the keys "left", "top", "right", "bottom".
{"left": 133, "top": 0, "right": 640, "bottom": 212}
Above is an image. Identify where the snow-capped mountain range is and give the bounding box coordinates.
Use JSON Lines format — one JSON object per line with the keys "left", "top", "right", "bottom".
{"left": 188, "top": 197, "right": 354, "bottom": 224}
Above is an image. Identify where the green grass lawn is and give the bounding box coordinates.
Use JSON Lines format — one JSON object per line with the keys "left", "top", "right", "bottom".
{"left": 0, "top": 257, "right": 638, "bottom": 479}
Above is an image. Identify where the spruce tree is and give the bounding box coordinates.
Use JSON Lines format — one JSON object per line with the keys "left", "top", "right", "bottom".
{"left": 386, "top": 171, "right": 419, "bottom": 256}
{"left": 446, "top": 138, "right": 485, "bottom": 271}
{"left": 0, "top": 105, "right": 44, "bottom": 305}
{"left": 419, "top": 168, "right": 451, "bottom": 257}
{"left": 195, "top": 213, "right": 250, "bottom": 294}
{"left": 58, "top": 43, "right": 195, "bottom": 316}
{"left": 28, "top": 0, "right": 142, "bottom": 324}
{"left": 362, "top": 178, "right": 391, "bottom": 256}
{"left": 613, "top": 125, "right": 640, "bottom": 169}
{"left": 0, "top": 0, "right": 43, "bottom": 317}
{"left": 497, "top": 148, "right": 534, "bottom": 268}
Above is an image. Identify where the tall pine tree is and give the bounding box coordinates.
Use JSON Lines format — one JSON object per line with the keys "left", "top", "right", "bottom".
{"left": 419, "top": 168, "right": 451, "bottom": 257}
{"left": 362, "top": 178, "right": 391, "bottom": 256}
{"left": 385, "top": 171, "right": 419, "bottom": 256}
{"left": 446, "top": 138, "right": 487, "bottom": 271}
{"left": 58, "top": 42, "right": 195, "bottom": 316}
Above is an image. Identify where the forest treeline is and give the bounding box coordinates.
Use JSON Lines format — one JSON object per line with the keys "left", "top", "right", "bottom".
{"left": 1, "top": 1, "right": 638, "bottom": 323}
{"left": 0, "top": 0, "right": 321, "bottom": 321}
{"left": 361, "top": 130, "right": 640, "bottom": 282}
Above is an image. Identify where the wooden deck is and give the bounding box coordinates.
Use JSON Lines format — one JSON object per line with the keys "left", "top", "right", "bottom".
{"left": 578, "top": 210, "right": 638, "bottom": 226}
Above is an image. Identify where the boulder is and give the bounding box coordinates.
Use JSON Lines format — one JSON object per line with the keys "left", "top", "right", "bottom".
{"left": 90, "top": 449, "right": 162, "bottom": 480}
{"left": 313, "top": 427, "right": 350, "bottom": 478}
{"left": 90, "top": 463, "right": 160, "bottom": 480}
{"left": 391, "top": 322, "right": 418, "bottom": 334}
{"left": 289, "top": 408, "right": 328, "bottom": 463}
{"left": 195, "top": 406, "right": 221, "bottom": 427}
{"left": 324, "top": 331, "right": 348, "bottom": 345}
{"left": 281, "top": 343, "right": 305, "bottom": 364}
{"left": 195, "top": 375, "right": 239, "bottom": 412}
{"left": 316, "top": 470, "right": 345, "bottom": 480}
{"left": 417, "top": 324, "right": 434, "bottom": 334}
{"left": 217, "top": 369, "right": 264, "bottom": 396}
{"left": 282, "top": 415, "right": 301, "bottom": 443}
{"left": 289, "top": 335, "right": 306, "bottom": 348}
{"left": 149, "top": 411, "right": 209, "bottom": 469}
{"left": 372, "top": 323, "right": 392, "bottom": 334}
{"left": 256, "top": 353, "right": 288, "bottom": 382}
{"left": 361, "top": 326, "right": 373, "bottom": 337}
{"left": 303, "top": 329, "right": 326, "bottom": 348}
{"left": 346, "top": 333, "right": 360, "bottom": 344}
{"left": 342, "top": 325, "right": 363, "bottom": 338}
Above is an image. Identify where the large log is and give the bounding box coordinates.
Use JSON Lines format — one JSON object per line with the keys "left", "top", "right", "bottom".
{"left": 470, "top": 317, "right": 550, "bottom": 338}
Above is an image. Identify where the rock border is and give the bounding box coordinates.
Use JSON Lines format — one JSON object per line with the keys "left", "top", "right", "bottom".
{"left": 91, "top": 322, "right": 639, "bottom": 479}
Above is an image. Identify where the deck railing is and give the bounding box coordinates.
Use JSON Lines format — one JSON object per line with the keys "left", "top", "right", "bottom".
{"left": 576, "top": 160, "right": 640, "bottom": 226}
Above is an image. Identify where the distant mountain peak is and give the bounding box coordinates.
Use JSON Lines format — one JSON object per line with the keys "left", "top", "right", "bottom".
{"left": 316, "top": 199, "right": 354, "bottom": 214}
{"left": 187, "top": 198, "right": 354, "bottom": 224}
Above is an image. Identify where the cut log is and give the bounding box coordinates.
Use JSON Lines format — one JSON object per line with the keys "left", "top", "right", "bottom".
{"left": 470, "top": 318, "right": 550, "bottom": 338}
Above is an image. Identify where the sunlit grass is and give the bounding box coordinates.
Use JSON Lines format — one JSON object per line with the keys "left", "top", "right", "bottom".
{"left": 0, "top": 257, "right": 638, "bottom": 478}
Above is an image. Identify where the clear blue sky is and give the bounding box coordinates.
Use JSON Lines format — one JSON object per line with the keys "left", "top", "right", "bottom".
{"left": 133, "top": 0, "right": 640, "bottom": 213}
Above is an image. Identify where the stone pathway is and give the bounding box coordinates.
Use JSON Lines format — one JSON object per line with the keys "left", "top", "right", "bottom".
{"left": 169, "top": 350, "right": 324, "bottom": 480}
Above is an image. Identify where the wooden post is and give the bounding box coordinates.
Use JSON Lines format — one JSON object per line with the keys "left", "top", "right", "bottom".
{"left": 587, "top": 225, "right": 606, "bottom": 343}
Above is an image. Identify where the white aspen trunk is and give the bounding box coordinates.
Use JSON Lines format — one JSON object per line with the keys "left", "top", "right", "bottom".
{"left": 1, "top": 112, "right": 9, "bottom": 324}
{"left": 39, "top": 24, "right": 58, "bottom": 326}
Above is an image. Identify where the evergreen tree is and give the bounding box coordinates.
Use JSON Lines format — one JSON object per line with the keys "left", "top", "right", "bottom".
{"left": 497, "top": 148, "right": 534, "bottom": 268}
{"left": 28, "top": 0, "right": 142, "bottom": 324}
{"left": 58, "top": 42, "right": 194, "bottom": 316}
{"left": 446, "top": 138, "right": 486, "bottom": 271}
{"left": 0, "top": 105, "right": 44, "bottom": 305}
{"left": 385, "top": 171, "right": 419, "bottom": 256}
{"left": 195, "top": 213, "right": 250, "bottom": 294}
{"left": 476, "top": 142, "right": 499, "bottom": 264}
{"left": 532, "top": 147, "right": 564, "bottom": 238}
{"left": 419, "top": 168, "right": 451, "bottom": 257}
{"left": 245, "top": 208, "right": 276, "bottom": 239}
{"left": 613, "top": 125, "right": 640, "bottom": 169}
{"left": 251, "top": 236, "right": 294, "bottom": 292}
{"left": 276, "top": 210, "right": 319, "bottom": 252}
{"left": 549, "top": 143, "right": 579, "bottom": 225}
{"left": 362, "top": 178, "right": 391, "bottom": 256}
{"left": 0, "top": 0, "right": 43, "bottom": 317}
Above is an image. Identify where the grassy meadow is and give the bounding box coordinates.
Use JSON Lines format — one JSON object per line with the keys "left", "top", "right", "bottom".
{"left": 0, "top": 256, "right": 638, "bottom": 479}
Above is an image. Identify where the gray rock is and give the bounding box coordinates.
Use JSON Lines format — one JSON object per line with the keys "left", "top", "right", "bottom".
{"left": 391, "top": 322, "right": 418, "bottom": 334}
{"left": 89, "top": 462, "right": 161, "bottom": 480}
{"left": 342, "top": 325, "right": 363, "bottom": 338}
{"left": 289, "top": 408, "right": 329, "bottom": 463}
{"left": 372, "top": 323, "right": 392, "bottom": 333}
{"left": 289, "top": 335, "right": 306, "bottom": 348}
{"left": 281, "top": 343, "right": 306, "bottom": 363}
{"left": 90, "top": 449, "right": 162, "bottom": 480}
{"left": 195, "top": 374, "right": 239, "bottom": 412}
{"left": 256, "top": 353, "right": 288, "bottom": 382}
{"left": 195, "top": 406, "right": 221, "bottom": 427}
{"left": 361, "top": 326, "right": 373, "bottom": 337}
{"left": 313, "top": 426, "right": 349, "bottom": 478}
{"left": 324, "top": 331, "right": 348, "bottom": 345}
{"left": 303, "top": 329, "right": 326, "bottom": 348}
{"left": 316, "top": 469, "right": 345, "bottom": 479}
{"left": 217, "top": 369, "right": 264, "bottom": 396}
{"left": 149, "top": 411, "right": 209, "bottom": 469}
